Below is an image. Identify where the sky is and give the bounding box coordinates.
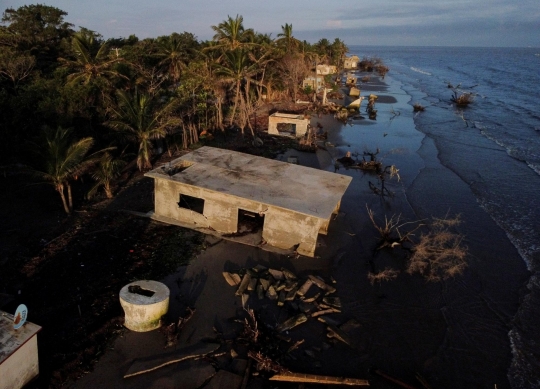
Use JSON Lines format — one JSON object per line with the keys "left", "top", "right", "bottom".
{"left": 2, "top": 0, "right": 539, "bottom": 47}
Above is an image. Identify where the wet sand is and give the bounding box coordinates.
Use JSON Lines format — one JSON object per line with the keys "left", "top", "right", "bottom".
{"left": 76, "top": 74, "right": 529, "bottom": 388}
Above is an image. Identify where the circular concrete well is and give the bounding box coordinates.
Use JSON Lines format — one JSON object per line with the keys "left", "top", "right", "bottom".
{"left": 119, "top": 280, "right": 170, "bottom": 332}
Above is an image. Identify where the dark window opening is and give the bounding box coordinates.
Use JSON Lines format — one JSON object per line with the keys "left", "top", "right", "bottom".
{"left": 277, "top": 122, "right": 296, "bottom": 136}
{"left": 178, "top": 194, "right": 205, "bottom": 214}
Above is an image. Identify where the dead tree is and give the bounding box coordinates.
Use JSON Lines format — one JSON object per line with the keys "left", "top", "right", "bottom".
{"left": 407, "top": 215, "right": 468, "bottom": 282}
{"left": 366, "top": 206, "right": 468, "bottom": 282}
{"left": 366, "top": 206, "right": 423, "bottom": 251}
{"left": 369, "top": 165, "right": 400, "bottom": 197}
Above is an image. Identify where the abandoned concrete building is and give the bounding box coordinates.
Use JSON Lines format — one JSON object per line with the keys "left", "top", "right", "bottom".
{"left": 302, "top": 76, "right": 324, "bottom": 91}
{"left": 343, "top": 55, "right": 359, "bottom": 69}
{"left": 316, "top": 64, "right": 337, "bottom": 75}
{"left": 268, "top": 112, "right": 309, "bottom": 138}
{"left": 145, "top": 147, "right": 352, "bottom": 257}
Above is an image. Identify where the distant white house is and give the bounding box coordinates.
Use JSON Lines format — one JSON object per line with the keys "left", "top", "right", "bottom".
{"left": 316, "top": 64, "right": 337, "bottom": 75}
{"left": 302, "top": 76, "right": 325, "bottom": 91}
{"left": 343, "top": 55, "right": 359, "bottom": 69}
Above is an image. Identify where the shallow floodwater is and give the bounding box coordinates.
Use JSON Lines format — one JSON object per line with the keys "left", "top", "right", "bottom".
{"left": 339, "top": 46, "right": 540, "bottom": 388}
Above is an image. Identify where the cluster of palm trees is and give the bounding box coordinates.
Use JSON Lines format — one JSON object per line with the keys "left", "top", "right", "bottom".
{"left": 1, "top": 6, "right": 349, "bottom": 213}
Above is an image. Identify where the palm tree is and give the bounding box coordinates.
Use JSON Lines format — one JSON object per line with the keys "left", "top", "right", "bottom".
{"left": 155, "top": 32, "right": 198, "bottom": 84}
{"left": 32, "top": 127, "right": 95, "bottom": 214}
{"left": 209, "top": 15, "right": 255, "bottom": 53}
{"left": 331, "top": 38, "right": 348, "bottom": 69}
{"left": 276, "top": 23, "right": 300, "bottom": 51}
{"left": 87, "top": 151, "right": 126, "bottom": 199}
{"left": 214, "top": 49, "right": 262, "bottom": 131}
{"left": 59, "top": 29, "right": 125, "bottom": 87}
{"left": 104, "top": 90, "right": 181, "bottom": 170}
{"left": 315, "top": 38, "right": 331, "bottom": 59}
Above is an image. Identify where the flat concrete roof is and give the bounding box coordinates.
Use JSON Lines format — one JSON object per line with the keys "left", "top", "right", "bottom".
{"left": 270, "top": 113, "right": 306, "bottom": 120}
{"left": 0, "top": 311, "right": 41, "bottom": 363}
{"left": 145, "top": 147, "right": 352, "bottom": 220}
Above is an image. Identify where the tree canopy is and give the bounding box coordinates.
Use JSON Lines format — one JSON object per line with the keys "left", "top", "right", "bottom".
{"left": 0, "top": 4, "right": 349, "bottom": 210}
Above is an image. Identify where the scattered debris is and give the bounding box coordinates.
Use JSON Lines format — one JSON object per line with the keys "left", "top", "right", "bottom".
{"left": 219, "top": 266, "right": 372, "bottom": 386}
{"left": 366, "top": 94, "right": 378, "bottom": 119}
{"left": 223, "top": 272, "right": 241, "bottom": 286}
{"left": 161, "top": 307, "right": 196, "bottom": 348}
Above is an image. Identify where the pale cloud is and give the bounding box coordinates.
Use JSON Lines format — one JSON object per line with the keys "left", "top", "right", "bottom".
{"left": 326, "top": 20, "right": 342, "bottom": 28}
{"left": 2, "top": 0, "right": 538, "bottom": 46}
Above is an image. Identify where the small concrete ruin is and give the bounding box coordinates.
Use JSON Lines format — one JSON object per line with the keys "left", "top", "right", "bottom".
{"left": 120, "top": 280, "right": 170, "bottom": 332}
{"left": 0, "top": 311, "right": 41, "bottom": 389}
{"left": 316, "top": 64, "right": 337, "bottom": 75}
{"left": 268, "top": 112, "right": 309, "bottom": 138}
{"left": 343, "top": 55, "right": 359, "bottom": 69}
{"left": 345, "top": 74, "right": 357, "bottom": 85}
{"left": 349, "top": 87, "right": 361, "bottom": 97}
{"left": 302, "top": 76, "right": 324, "bottom": 91}
{"left": 145, "top": 147, "right": 352, "bottom": 257}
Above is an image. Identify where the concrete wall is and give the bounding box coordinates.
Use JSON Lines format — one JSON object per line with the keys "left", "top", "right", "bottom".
{"left": 263, "top": 207, "right": 321, "bottom": 256}
{"left": 154, "top": 179, "right": 210, "bottom": 228}
{"left": 316, "top": 65, "right": 337, "bottom": 75}
{"left": 0, "top": 335, "right": 39, "bottom": 389}
{"left": 153, "top": 178, "right": 325, "bottom": 256}
{"left": 268, "top": 115, "right": 309, "bottom": 138}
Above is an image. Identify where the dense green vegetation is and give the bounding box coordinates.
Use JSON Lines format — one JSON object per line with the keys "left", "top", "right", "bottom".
{"left": 0, "top": 4, "right": 349, "bottom": 212}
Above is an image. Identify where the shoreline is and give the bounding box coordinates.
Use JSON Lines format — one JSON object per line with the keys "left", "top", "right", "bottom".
{"left": 74, "top": 71, "right": 529, "bottom": 388}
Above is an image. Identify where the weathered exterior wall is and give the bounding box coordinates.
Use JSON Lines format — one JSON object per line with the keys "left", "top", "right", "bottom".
{"left": 0, "top": 335, "right": 39, "bottom": 389}
{"left": 268, "top": 115, "right": 309, "bottom": 138}
{"left": 262, "top": 207, "right": 322, "bottom": 257}
{"left": 153, "top": 178, "right": 324, "bottom": 256}
{"left": 154, "top": 179, "right": 209, "bottom": 228}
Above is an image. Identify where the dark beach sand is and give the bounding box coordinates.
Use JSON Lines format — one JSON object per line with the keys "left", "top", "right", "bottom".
{"left": 75, "top": 74, "right": 529, "bottom": 388}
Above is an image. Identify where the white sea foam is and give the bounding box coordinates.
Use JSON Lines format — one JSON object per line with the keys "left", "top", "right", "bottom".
{"left": 508, "top": 272, "right": 540, "bottom": 389}
{"left": 527, "top": 162, "right": 540, "bottom": 176}
{"left": 410, "top": 66, "right": 431, "bottom": 76}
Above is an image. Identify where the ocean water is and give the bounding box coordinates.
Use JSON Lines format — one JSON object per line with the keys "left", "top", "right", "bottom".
{"left": 347, "top": 46, "right": 540, "bottom": 388}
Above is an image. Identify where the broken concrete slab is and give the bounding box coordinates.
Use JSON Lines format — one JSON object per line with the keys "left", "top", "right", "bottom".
{"left": 276, "top": 313, "right": 308, "bottom": 332}
{"left": 236, "top": 273, "right": 251, "bottom": 296}
{"left": 223, "top": 272, "right": 241, "bottom": 287}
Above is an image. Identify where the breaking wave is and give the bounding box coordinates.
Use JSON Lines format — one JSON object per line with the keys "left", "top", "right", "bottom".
{"left": 410, "top": 66, "right": 431, "bottom": 76}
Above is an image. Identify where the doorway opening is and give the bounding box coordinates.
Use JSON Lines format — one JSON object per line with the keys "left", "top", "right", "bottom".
{"left": 237, "top": 209, "right": 265, "bottom": 236}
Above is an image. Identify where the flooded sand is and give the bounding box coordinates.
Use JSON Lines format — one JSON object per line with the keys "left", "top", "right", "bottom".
{"left": 76, "top": 73, "right": 529, "bottom": 389}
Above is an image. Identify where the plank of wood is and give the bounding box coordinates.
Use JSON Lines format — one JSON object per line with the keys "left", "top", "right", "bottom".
{"left": 270, "top": 372, "right": 369, "bottom": 386}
